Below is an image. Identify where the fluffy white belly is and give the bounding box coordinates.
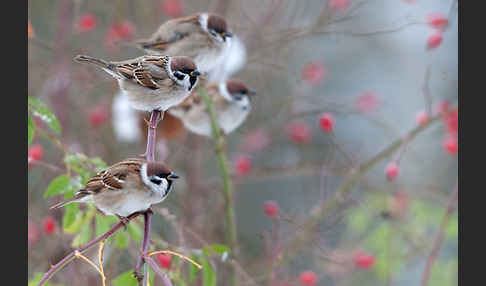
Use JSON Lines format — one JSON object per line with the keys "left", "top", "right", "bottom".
{"left": 93, "top": 189, "right": 166, "bottom": 217}
{"left": 119, "top": 81, "right": 189, "bottom": 111}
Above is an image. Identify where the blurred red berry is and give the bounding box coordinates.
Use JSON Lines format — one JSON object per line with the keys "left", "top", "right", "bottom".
{"left": 385, "top": 162, "right": 399, "bottom": 180}
{"left": 302, "top": 62, "right": 327, "bottom": 85}
{"left": 436, "top": 100, "right": 451, "bottom": 116}
{"left": 443, "top": 108, "right": 458, "bottom": 136}
{"left": 356, "top": 91, "right": 378, "bottom": 113}
{"left": 263, "top": 201, "right": 280, "bottom": 217}
{"left": 427, "top": 31, "right": 443, "bottom": 50}
{"left": 236, "top": 156, "right": 252, "bottom": 176}
{"left": 28, "top": 222, "right": 40, "bottom": 245}
{"left": 353, "top": 251, "right": 375, "bottom": 268}
{"left": 77, "top": 13, "right": 97, "bottom": 32}
{"left": 105, "top": 21, "right": 136, "bottom": 50}
{"left": 426, "top": 12, "right": 448, "bottom": 29}
{"left": 43, "top": 217, "right": 56, "bottom": 235}
{"left": 415, "top": 110, "right": 429, "bottom": 125}
{"left": 160, "top": 0, "right": 183, "bottom": 17}
{"left": 319, "top": 113, "right": 335, "bottom": 133}
{"left": 28, "top": 144, "right": 44, "bottom": 167}
{"left": 157, "top": 254, "right": 172, "bottom": 269}
{"left": 299, "top": 270, "right": 317, "bottom": 286}
{"left": 329, "top": 0, "right": 350, "bottom": 11}
{"left": 443, "top": 136, "right": 458, "bottom": 155}
{"left": 241, "top": 128, "right": 270, "bottom": 153}
{"left": 287, "top": 122, "right": 312, "bottom": 144}
{"left": 88, "top": 105, "right": 109, "bottom": 128}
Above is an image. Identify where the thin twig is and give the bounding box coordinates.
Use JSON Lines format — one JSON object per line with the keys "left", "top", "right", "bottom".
{"left": 38, "top": 212, "right": 142, "bottom": 286}
{"left": 421, "top": 183, "right": 458, "bottom": 286}
{"left": 73, "top": 250, "right": 106, "bottom": 286}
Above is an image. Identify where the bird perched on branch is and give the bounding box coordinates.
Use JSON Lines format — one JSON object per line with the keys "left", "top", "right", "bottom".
{"left": 50, "top": 158, "right": 179, "bottom": 222}
{"left": 74, "top": 54, "right": 200, "bottom": 111}
{"left": 168, "top": 79, "right": 256, "bottom": 137}
{"left": 134, "top": 13, "right": 233, "bottom": 76}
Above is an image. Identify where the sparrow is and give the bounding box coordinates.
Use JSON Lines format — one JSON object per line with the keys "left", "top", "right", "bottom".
{"left": 134, "top": 13, "right": 232, "bottom": 75}
{"left": 50, "top": 158, "right": 179, "bottom": 221}
{"left": 74, "top": 54, "right": 201, "bottom": 111}
{"left": 168, "top": 79, "right": 256, "bottom": 137}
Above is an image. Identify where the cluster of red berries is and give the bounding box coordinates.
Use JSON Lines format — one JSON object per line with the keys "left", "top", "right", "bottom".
{"left": 439, "top": 101, "right": 458, "bottom": 155}
{"left": 425, "top": 12, "right": 448, "bottom": 50}
{"left": 287, "top": 113, "right": 335, "bottom": 145}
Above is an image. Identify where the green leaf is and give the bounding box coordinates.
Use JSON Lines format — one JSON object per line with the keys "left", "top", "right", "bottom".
{"left": 127, "top": 222, "right": 143, "bottom": 242}
{"left": 62, "top": 204, "right": 85, "bottom": 233}
{"left": 44, "top": 174, "right": 71, "bottom": 198}
{"left": 112, "top": 270, "right": 138, "bottom": 286}
{"left": 200, "top": 255, "right": 216, "bottom": 286}
{"left": 445, "top": 215, "right": 458, "bottom": 239}
{"left": 114, "top": 230, "right": 129, "bottom": 248}
{"left": 72, "top": 222, "right": 92, "bottom": 247}
{"left": 28, "top": 114, "right": 35, "bottom": 146}
{"left": 28, "top": 96, "right": 61, "bottom": 134}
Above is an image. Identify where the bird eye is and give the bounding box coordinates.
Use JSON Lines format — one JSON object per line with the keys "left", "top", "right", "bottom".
{"left": 174, "top": 71, "right": 185, "bottom": 81}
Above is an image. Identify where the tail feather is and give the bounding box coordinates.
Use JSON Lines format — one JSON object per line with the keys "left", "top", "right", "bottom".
{"left": 74, "top": 55, "right": 121, "bottom": 79}
{"left": 49, "top": 192, "right": 91, "bottom": 210}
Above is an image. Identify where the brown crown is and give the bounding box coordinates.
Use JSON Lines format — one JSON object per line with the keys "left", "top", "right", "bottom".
{"left": 226, "top": 79, "right": 250, "bottom": 95}
{"left": 146, "top": 162, "right": 172, "bottom": 177}
{"left": 170, "top": 56, "right": 198, "bottom": 73}
{"left": 207, "top": 14, "right": 228, "bottom": 33}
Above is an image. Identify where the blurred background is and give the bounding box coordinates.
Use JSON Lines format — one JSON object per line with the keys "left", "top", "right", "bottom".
{"left": 28, "top": 0, "right": 458, "bottom": 285}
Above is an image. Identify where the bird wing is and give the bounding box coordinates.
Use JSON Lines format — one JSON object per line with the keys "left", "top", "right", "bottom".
{"left": 137, "top": 15, "right": 201, "bottom": 52}
{"left": 112, "top": 56, "right": 170, "bottom": 90}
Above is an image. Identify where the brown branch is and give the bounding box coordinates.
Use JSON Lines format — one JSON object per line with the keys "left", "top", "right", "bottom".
{"left": 37, "top": 212, "right": 142, "bottom": 286}
{"left": 420, "top": 183, "right": 458, "bottom": 286}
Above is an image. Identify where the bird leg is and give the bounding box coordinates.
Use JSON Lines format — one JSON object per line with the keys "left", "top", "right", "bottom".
{"left": 116, "top": 215, "right": 130, "bottom": 230}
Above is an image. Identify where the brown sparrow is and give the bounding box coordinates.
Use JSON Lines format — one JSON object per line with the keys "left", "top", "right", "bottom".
{"left": 50, "top": 158, "right": 179, "bottom": 220}
{"left": 134, "top": 13, "right": 232, "bottom": 75}
{"left": 74, "top": 54, "right": 201, "bottom": 111}
{"left": 168, "top": 79, "right": 256, "bottom": 136}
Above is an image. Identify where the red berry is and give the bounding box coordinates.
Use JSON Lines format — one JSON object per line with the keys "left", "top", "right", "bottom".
{"left": 77, "top": 13, "right": 97, "bottom": 32}
{"left": 43, "top": 217, "right": 56, "bottom": 235}
{"left": 105, "top": 21, "right": 136, "bottom": 50}
{"left": 415, "top": 110, "right": 429, "bottom": 125}
{"left": 443, "top": 137, "right": 458, "bottom": 155}
{"left": 427, "top": 31, "right": 443, "bottom": 50}
{"left": 353, "top": 251, "right": 375, "bottom": 268}
{"left": 160, "top": 0, "right": 183, "bottom": 17}
{"left": 426, "top": 12, "right": 448, "bottom": 29}
{"left": 302, "top": 62, "right": 327, "bottom": 85}
{"left": 329, "top": 0, "right": 350, "bottom": 11}
{"left": 299, "top": 270, "right": 317, "bottom": 286}
{"left": 385, "top": 162, "right": 399, "bottom": 180}
{"left": 443, "top": 108, "right": 458, "bottom": 136}
{"left": 319, "top": 113, "right": 335, "bottom": 133}
{"left": 287, "top": 122, "right": 312, "bottom": 144}
{"left": 28, "top": 144, "right": 44, "bottom": 167}
{"left": 263, "top": 201, "right": 280, "bottom": 217}
{"left": 88, "top": 105, "right": 109, "bottom": 128}
{"left": 356, "top": 91, "right": 378, "bottom": 113}
{"left": 157, "top": 254, "right": 172, "bottom": 269}
{"left": 436, "top": 100, "right": 451, "bottom": 116}
{"left": 241, "top": 128, "right": 270, "bottom": 153}
{"left": 236, "top": 156, "right": 252, "bottom": 176}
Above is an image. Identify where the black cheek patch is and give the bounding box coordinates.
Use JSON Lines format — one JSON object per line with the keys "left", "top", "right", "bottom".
{"left": 189, "top": 76, "right": 197, "bottom": 90}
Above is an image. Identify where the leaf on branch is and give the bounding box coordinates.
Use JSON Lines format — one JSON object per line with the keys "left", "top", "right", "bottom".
{"left": 189, "top": 255, "right": 201, "bottom": 283}
{"left": 28, "top": 114, "right": 35, "bottom": 146}
{"left": 28, "top": 96, "right": 62, "bottom": 134}
{"left": 72, "top": 222, "right": 92, "bottom": 247}
{"left": 127, "top": 222, "right": 143, "bottom": 242}
{"left": 44, "top": 174, "right": 71, "bottom": 198}
{"left": 200, "top": 255, "right": 216, "bottom": 286}
{"left": 112, "top": 270, "right": 138, "bottom": 286}
{"left": 114, "top": 229, "right": 129, "bottom": 248}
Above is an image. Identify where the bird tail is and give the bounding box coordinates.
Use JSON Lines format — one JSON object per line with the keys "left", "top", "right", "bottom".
{"left": 49, "top": 191, "right": 91, "bottom": 210}
{"left": 74, "top": 55, "right": 121, "bottom": 79}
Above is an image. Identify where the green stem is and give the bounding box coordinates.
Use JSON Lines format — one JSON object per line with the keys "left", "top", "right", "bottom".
{"left": 199, "top": 87, "right": 238, "bottom": 286}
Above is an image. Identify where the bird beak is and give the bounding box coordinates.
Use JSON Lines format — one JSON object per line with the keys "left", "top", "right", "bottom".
{"left": 248, "top": 90, "right": 256, "bottom": 96}
{"left": 168, "top": 173, "right": 179, "bottom": 180}
{"left": 190, "top": 70, "right": 201, "bottom": 77}
{"left": 222, "top": 32, "right": 232, "bottom": 41}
